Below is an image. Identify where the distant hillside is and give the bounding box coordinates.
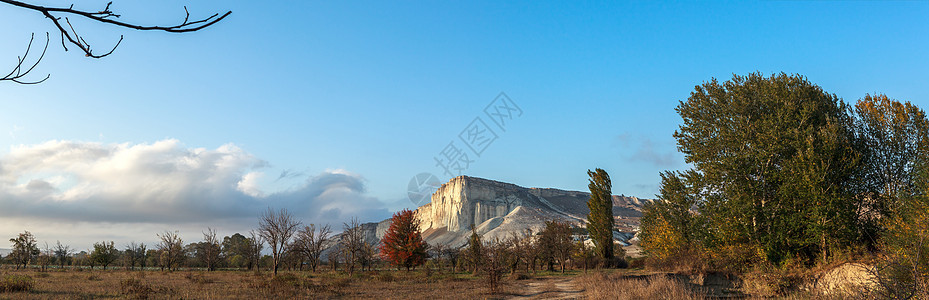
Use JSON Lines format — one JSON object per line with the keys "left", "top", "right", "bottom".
{"left": 0, "top": 248, "right": 11, "bottom": 256}
{"left": 362, "top": 176, "right": 654, "bottom": 248}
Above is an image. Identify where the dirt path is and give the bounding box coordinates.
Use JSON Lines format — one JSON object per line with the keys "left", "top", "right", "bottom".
{"left": 508, "top": 276, "right": 584, "bottom": 299}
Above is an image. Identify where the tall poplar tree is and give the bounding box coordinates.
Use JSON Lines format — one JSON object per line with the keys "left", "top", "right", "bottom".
{"left": 586, "top": 168, "right": 615, "bottom": 260}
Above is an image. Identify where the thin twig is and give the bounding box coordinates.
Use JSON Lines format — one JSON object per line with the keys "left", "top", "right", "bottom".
{"left": 1, "top": 32, "right": 50, "bottom": 84}
{"left": 1, "top": 0, "right": 230, "bottom": 59}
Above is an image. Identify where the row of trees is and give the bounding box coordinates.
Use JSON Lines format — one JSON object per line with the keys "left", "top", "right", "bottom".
{"left": 6, "top": 169, "right": 621, "bottom": 280}
{"left": 639, "top": 73, "right": 929, "bottom": 282}
{"left": 6, "top": 214, "right": 618, "bottom": 275}
{"left": 2, "top": 209, "right": 407, "bottom": 275}
{"left": 2, "top": 229, "right": 266, "bottom": 271}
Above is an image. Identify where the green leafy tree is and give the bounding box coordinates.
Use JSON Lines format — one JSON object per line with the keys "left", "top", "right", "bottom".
{"left": 586, "top": 168, "right": 614, "bottom": 260}
{"left": 639, "top": 171, "right": 705, "bottom": 261}
{"left": 53, "top": 241, "right": 72, "bottom": 269}
{"left": 856, "top": 95, "right": 929, "bottom": 298}
{"left": 222, "top": 233, "right": 250, "bottom": 269}
{"left": 854, "top": 94, "right": 929, "bottom": 213}
{"left": 91, "top": 241, "right": 119, "bottom": 270}
{"left": 466, "top": 225, "right": 483, "bottom": 274}
{"left": 9, "top": 231, "right": 40, "bottom": 269}
{"left": 672, "top": 72, "right": 862, "bottom": 264}
{"left": 538, "top": 220, "right": 575, "bottom": 272}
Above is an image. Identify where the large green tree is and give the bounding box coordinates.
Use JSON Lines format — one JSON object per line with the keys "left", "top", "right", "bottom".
{"left": 9, "top": 231, "right": 40, "bottom": 269}
{"left": 639, "top": 170, "right": 705, "bottom": 260}
{"left": 855, "top": 94, "right": 929, "bottom": 211}
{"left": 90, "top": 241, "right": 119, "bottom": 270}
{"left": 537, "top": 220, "right": 575, "bottom": 273}
{"left": 586, "top": 168, "right": 615, "bottom": 260}
{"left": 673, "top": 72, "right": 862, "bottom": 264}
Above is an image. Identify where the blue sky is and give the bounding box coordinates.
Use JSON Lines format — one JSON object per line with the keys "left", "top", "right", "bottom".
{"left": 1, "top": 1, "right": 928, "bottom": 249}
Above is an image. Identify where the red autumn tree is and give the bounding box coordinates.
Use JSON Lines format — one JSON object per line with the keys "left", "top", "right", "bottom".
{"left": 378, "top": 209, "right": 427, "bottom": 271}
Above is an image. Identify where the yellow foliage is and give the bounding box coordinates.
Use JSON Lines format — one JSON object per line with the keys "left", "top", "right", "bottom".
{"left": 883, "top": 200, "right": 929, "bottom": 280}
{"left": 640, "top": 214, "right": 685, "bottom": 260}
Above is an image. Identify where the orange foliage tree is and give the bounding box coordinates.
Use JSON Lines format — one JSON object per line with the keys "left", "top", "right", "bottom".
{"left": 378, "top": 209, "right": 427, "bottom": 271}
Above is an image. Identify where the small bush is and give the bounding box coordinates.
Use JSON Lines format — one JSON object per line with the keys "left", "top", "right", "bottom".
{"left": 508, "top": 272, "right": 532, "bottom": 280}
{"left": 184, "top": 272, "right": 213, "bottom": 284}
{"left": 376, "top": 272, "right": 395, "bottom": 282}
{"left": 328, "top": 278, "right": 352, "bottom": 294}
{"left": 628, "top": 257, "right": 646, "bottom": 269}
{"left": 120, "top": 277, "right": 154, "bottom": 299}
{"left": 271, "top": 273, "right": 300, "bottom": 287}
{"left": 0, "top": 275, "right": 34, "bottom": 293}
{"left": 87, "top": 274, "right": 102, "bottom": 281}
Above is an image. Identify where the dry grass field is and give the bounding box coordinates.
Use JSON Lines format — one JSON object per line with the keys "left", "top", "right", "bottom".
{"left": 0, "top": 269, "right": 507, "bottom": 299}
{"left": 1, "top": 266, "right": 877, "bottom": 299}
{"left": 0, "top": 267, "right": 593, "bottom": 299}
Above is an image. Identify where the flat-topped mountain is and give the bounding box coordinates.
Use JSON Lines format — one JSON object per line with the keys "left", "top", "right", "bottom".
{"left": 365, "top": 176, "right": 654, "bottom": 248}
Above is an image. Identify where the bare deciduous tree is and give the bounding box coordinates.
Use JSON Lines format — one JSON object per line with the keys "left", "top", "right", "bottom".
{"left": 157, "top": 230, "right": 184, "bottom": 271}
{"left": 125, "top": 241, "right": 146, "bottom": 270}
{"left": 199, "top": 227, "right": 221, "bottom": 271}
{"left": 482, "top": 238, "right": 514, "bottom": 295}
{"left": 292, "top": 224, "right": 332, "bottom": 272}
{"left": 339, "top": 217, "right": 366, "bottom": 275}
{"left": 0, "top": 0, "right": 230, "bottom": 84}
{"left": 258, "top": 207, "right": 301, "bottom": 276}
{"left": 247, "top": 230, "right": 265, "bottom": 272}
{"left": 38, "top": 242, "right": 53, "bottom": 271}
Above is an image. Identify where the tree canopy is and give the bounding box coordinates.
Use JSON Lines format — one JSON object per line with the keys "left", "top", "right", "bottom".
{"left": 641, "top": 73, "right": 929, "bottom": 268}
{"left": 378, "top": 209, "right": 427, "bottom": 271}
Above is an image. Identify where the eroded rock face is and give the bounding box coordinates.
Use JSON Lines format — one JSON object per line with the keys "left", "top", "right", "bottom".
{"left": 417, "top": 176, "right": 528, "bottom": 233}
{"left": 411, "top": 176, "right": 652, "bottom": 247}
{"left": 343, "top": 176, "right": 652, "bottom": 251}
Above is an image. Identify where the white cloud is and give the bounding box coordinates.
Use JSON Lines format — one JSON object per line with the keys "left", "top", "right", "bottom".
{"left": 0, "top": 139, "right": 392, "bottom": 247}
{"left": 237, "top": 171, "right": 265, "bottom": 197}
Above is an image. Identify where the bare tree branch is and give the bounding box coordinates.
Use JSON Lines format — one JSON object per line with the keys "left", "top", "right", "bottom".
{"left": 1, "top": 32, "right": 49, "bottom": 84}
{"left": 1, "top": 0, "right": 230, "bottom": 83}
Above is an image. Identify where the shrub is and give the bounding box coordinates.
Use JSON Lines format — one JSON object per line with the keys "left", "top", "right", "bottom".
{"left": 0, "top": 275, "right": 34, "bottom": 293}
{"left": 184, "top": 272, "right": 213, "bottom": 284}
{"left": 376, "top": 272, "right": 395, "bottom": 282}
{"left": 271, "top": 273, "right": 300, "bottom": 287}
{"left": 328, "top": 278, "right": 352, "bottom": 295}
{"left": 704, "top": 243, "right": 765, "bottom": 273}
{"left": 628, "top": 257, "right": 646, "bottom": 269}
{"left": 120, "top": 277, "right": 154, "bottom": 299}
{"left": 508, "top": 272, "right": 532, "bottom": 280}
